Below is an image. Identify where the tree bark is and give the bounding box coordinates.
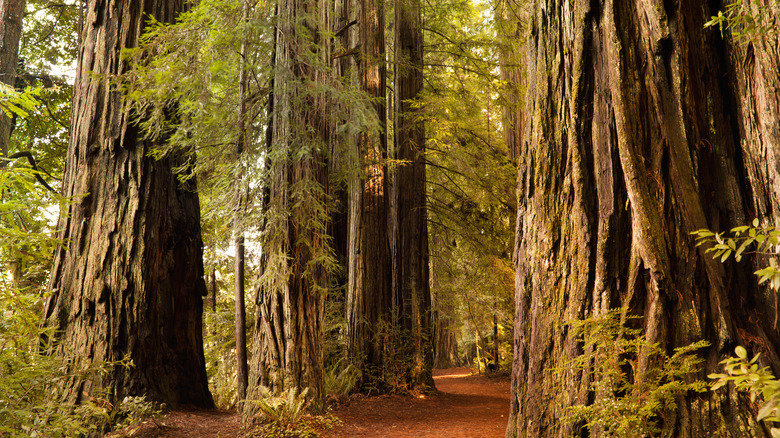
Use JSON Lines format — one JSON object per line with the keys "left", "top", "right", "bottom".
{"left": 0, "top": 0, "right": 24, "bottom": 158}
{"left": 506, "top": 0, "right": 780, "bottom": 436}
{"left": 234, "top": 0, "right": 250, "bottom": 402}
{"left": 431, "top": 283, "right": 459, "bottom": 369}
{"left": 246, "top": 0, "right": 331, "bottom": 412}
{"left": 393, "top": 0, "right": 434, "bottom": 390}
{"left": 345, "top": 0, "right": 392, "bottom": 386}
{"left": 43, "top": 0, "right": 213, "bottom": 409}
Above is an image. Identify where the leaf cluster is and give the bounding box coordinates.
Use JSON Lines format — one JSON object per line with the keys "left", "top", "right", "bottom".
{"left": 705, "top": 0, "right": 780, "bottom": 43}
{"left": 710, "top": 346, "right": 780, "bottom": 437}
{"left": 692, "top": 219, "right": 780, "bottom": 290}
{"left": 0, "top": 284, "right": 145, "bottom": 436}
{"left": 423, "top": 0, "right": 516, "bottom": 363}
{"left": 561, "top": 310, "right": 709, "bottom": 438}
{"left": 0, "top": 84, "right": 41, "bottom": 120}
{"left": 246, "top": 386, "right": 341, "bottom": 438}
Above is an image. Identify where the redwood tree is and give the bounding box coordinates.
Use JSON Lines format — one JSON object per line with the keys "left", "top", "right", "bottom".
{"left": 246, "top": 0, "right": 331, "bottom": 411}
{"left": 507, "top": 0, "right": 780, "bottom": 436}
{"left": 393, "top": 0, "right": 434, "bottom": 389}
{"left": 345, "top": 0, "right": 392, "bottom": 384}
{"left": 44, "top": 0, "right": 213, "bottom": 408}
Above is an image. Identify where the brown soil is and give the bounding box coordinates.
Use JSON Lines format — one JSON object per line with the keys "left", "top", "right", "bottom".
{"left": 326, "top": 368, "right": 511, "bottom": 437}
{"left": 111, "top": 367, "right": 510, "bottom": 438}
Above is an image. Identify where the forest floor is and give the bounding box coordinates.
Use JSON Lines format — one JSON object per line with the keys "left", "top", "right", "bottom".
{"left": 113, "top": 367, "right": 511, "bottom": 438}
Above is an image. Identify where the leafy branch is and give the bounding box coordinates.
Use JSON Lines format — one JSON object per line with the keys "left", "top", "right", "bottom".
{"left": 692, "top": 218, "right": 780, "bottom": 290}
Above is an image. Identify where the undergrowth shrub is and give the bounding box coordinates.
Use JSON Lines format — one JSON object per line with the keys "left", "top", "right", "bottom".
{"left": 0, "top": 286, "right": 151, "bottom": 437}
{"left": 559, "top": 309, "right": 709, "bottom": 438}
{"left": 203, "top": 297, "right": 240, "bottom": 409}
{"left": 324, "top": 360, "right": 361, "bottom": 397}
{"left": 246, "top": 386, "right": 341, "bottom": 438}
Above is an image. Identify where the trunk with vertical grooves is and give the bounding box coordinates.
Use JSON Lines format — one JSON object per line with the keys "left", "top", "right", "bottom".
{"left": 44, "top": 0, "right": 213, "bottom": 409}
{"left": 346, "top": 0, "right": 392, "bottom": 386}
{"left": 506, "top": 1, "right": 780, "bottom": 436}
{"left": 246, "top": 0, "right": 331, "bottom": 412}
{"left": 393, "top": 0, "right": 434, "bottom": 390}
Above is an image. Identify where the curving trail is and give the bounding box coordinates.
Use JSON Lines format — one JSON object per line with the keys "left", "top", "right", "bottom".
{"left": 326, "top": 367, "right": 511, "bottom": 438}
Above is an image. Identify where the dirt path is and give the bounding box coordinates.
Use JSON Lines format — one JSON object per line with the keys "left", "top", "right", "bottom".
{"left": 326, "top": 368, "right": 511, "bottom": 437}
{"left": 114, "top": 367, "right": 510, "bottom": 437}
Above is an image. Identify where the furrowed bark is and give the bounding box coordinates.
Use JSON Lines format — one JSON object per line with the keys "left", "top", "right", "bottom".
{"left": 345, "top": 0, "right": 392, "bottom": 386}
{"left": 44, "top": 0, "right": 213, "bottom": 409}
{"left": 506, "top": 0, "right": 780, "bottom": 436}
{"left": 393, "top": 0, "right": 434, "bottom": 390}
{"left": 246, "top": 0, "right": 331, "bottom": 413}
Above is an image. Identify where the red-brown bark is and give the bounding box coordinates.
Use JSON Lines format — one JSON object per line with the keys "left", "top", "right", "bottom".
{"left": 506, "top": 0, "right": 780, "bottom": 436}
{"left": 45, "top": 0, "right": 212, "bottom": 408}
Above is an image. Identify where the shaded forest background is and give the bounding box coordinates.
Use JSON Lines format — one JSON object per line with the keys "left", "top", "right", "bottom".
{"left": 2, "top": 0, "right": 780, "bottom": 437}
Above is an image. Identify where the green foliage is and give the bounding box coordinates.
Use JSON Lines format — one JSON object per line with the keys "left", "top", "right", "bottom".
{"left": 709, "top": 347, "right": 780, "bottom": 436}
{"left": 0, "top": 84, "right": 41, "bottom": 119}
{"left": 705, "top": 0, "right": 780, "bottom": 42}
{"left": 0, "top": 282, "right": 145, "bottom": 437}
{"left": 20, "top": 0, "right": 80, "bottom": 73}
{"left": 698, "top": 221, "right": 780, "bottom": 435}
{"left": 692, "top": 219, "right": 780, "bottom": 290}
{"left": 561, "top": 310, "right": 709, "bottom": 438}
{"left": 246, "top": 387, "right": 341, "bottom": 437}
{"left": 324, "top": 361, "right": 362, "bottom": 397}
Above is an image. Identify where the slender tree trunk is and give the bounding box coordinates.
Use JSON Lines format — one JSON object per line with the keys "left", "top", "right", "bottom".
{"left": 234, "top": 0, "right": 250, "bottom": 403}
{"left": 234, "top": 234, "right": 248, "bottom": 400}
{"left": 345, "top": 0, "right": 392, "bottom": 386}
{"left": 506, "top": 1, "right": 780, "bottom": 436}
{"left": 211, "top": 268, "right": 217, "bottom": 312}
{"left": 392, "top": 0, "right": 434, "bottom": 389}
{"left": 0, "top": 0, "right": 24, "bottom": 158}
{"left": 496, "top": 0, "right": 525, "bottom": 165}
{"left": 492, "top": 312, "right": 498, "bottom": 372}
{"left": 43, "top": 0, "right": 213, "bottom": 409}
{"left": 246, "top": 0, "right": 331, "bottom": 412}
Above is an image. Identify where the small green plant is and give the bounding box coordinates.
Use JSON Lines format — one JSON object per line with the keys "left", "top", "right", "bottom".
{"left": 695, "top": 221, "right": 780, "bottom": 435}
{"left": 324, "top": 361, "right": 362, "bottom": 397}
{"left": 246, "top": 386, "right": 342, "bottom": 438}
{"left": 692, "top": 219, "right": 780, "bottom": 286}
{"left": 710, "top": 346, "right": 780, "bottom": 437}
{"left": 705, "top": 0, "right": 780, "bottom": 42}
{"left": 559, "top": 309, "right": 709, "bottom": 438}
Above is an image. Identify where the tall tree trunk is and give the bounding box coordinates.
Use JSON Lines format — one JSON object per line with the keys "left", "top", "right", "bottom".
{"left": 393, "top": 0, "right": 434, "bottom": 390}
{"left": 246, "top": 0, "right": 331, "bottom": 412}
{"left": 43, "top": 0, "right": 213, "bottom": 409}
{"left": 506, "top": 0, "right": 780, "bottom": 436}
{"left": 234, "top": 0, "right": 250, "bottom": 403}
{"left": 0, "top": 0, "right": 24, "bottom": 158}
{"left": 234, "top": 234, "right": 248, "bottom": 400}
{"left": 346, "top": 0, "right": 392, "bottom": 385}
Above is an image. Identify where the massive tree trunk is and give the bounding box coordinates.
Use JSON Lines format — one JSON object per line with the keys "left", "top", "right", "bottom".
{"left": 246, "top": 0, "right": 331, "bottom": 412}
{"left": 43, "top": 0, "right": 213, "bottom": 409}
{"left": 393, "top": 0, "right": 434, "bottom": 390}
{"left": 0, "top": 0, "right": 24, "bottom": 158}
{"left": 507, "top": 0, "right": 780, "bottom": 436}
{"left": 345, "top": 0, "right": 392, "bottom": 385}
